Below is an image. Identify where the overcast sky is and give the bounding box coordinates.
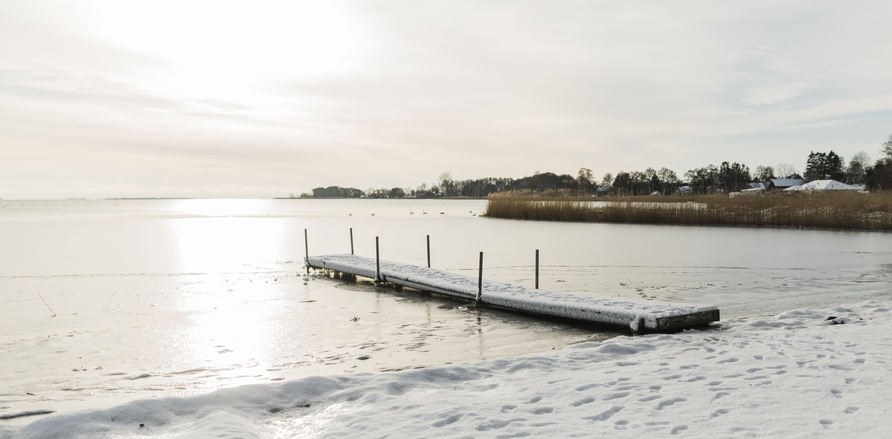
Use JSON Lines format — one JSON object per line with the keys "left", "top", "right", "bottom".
{"left": 2, "top": 0, "right": 891, "bottom": 199}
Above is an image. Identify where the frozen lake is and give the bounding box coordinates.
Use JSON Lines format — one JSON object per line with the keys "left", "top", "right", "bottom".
{"left": 2, "top": 199, "right": 891, "bottom": 421}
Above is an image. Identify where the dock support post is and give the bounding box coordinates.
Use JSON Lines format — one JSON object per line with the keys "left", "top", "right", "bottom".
{"left": 426, "top": 235, "right": 431, "bottom": 268}
{"left": 535, "top": 249, "right": 539, "bottom": 289}
{"left": 375, "top": 236, "right": 381, "bottom": 282}
{"left": 476, "top": 252, "right": 483, "bottom": 303}
{"left": 304, "top": 229, "right": 310, "bottom": 276}
{"left": 350, "top": 228, "right": 354, "bottom": 255}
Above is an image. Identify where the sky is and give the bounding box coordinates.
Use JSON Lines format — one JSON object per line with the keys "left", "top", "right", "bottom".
{"left": 2, "top": 0, "right": 891, "bottom": 199}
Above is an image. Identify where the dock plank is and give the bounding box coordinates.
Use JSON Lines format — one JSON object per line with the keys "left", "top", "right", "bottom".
{"left": 306, "top": 254, "right": 719, "bottom": 332}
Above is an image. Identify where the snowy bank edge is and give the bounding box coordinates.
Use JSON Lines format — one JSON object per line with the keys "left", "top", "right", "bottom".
{"left": 3, "top": 300, "right": 889, "bottom": 438}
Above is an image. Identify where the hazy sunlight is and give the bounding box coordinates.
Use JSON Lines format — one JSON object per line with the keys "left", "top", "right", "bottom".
{"left": 90, "top": 0, "right": 369, "bottom": 101}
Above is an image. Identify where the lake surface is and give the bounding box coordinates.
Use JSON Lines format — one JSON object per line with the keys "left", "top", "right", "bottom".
{"left": 2, "top": 199, "right": 891, "bottom": 420}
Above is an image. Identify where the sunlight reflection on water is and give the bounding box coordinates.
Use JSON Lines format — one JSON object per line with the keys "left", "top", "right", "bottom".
{"left": 170, "top": 217, "right": 288, "bottom": 273}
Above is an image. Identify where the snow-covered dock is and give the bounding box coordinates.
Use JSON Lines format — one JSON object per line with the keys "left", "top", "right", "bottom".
{"left": 306, "top": 254, "right": 719, "bottom": 332}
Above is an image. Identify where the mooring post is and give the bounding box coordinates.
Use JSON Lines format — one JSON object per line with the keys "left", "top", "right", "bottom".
{"left": 476, "top": 251, "right": 483, "bottom": 303}
{"left": 375, "top": 236, "right": 381, "bottom": 282}
{"left": 350, "top": 228, "right": 354, "bottom": 255}
{"left": 426, "top": 235, "right": 431, "bottom": 268}
{"left": 304, "top": 229, "right": 309, "bottom": 276}
{"left": 535, "top": 249, "right": 539, "bottom": 289}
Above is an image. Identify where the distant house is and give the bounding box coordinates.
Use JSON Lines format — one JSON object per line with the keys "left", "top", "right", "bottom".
{"left": 678, "top": 185, "right": 693, "bottom": 195}
{"left": 746, "top": 182, "right": 766, "bottom": 190}
{"left": 593, "top": 187, "right": 611, "bottom": 197}
{"left": 740, "top": 187, "right": 765, "bottom": 196}
{"left": 765, "top": 179, "right": 804, "bottom": 190}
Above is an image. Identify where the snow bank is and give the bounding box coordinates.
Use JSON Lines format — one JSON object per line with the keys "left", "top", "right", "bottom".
{"left": 5, "top": 300, "right": 891, "bottom": 438}
{"left": 307, "top": 254, "right": 718, "bottom": 330}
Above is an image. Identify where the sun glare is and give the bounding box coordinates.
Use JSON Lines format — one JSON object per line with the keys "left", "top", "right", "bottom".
{"left": 90, "top": 0, "right": 368, "bottom": 101}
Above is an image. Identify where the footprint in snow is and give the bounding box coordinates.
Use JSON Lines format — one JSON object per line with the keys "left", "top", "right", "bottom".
{"left": 603, "top": 392, "right": 629, "bottom": 401}
{"left": 671, "top": 425, "right": 689, "bottom": 435}
{"left": 570, "top": 397, "right": 594, "bottom": 407}
{"left": 582, "top": 406, "right": 624, "bottom": 422}
{"left": 432, "top": 414, "right": 463, "bottom": 427}
{"left": 656, "top": 398, "right": 687, "bottom": 410}
{"left": 475, "top": 418, "right": 526, "bottom": 431}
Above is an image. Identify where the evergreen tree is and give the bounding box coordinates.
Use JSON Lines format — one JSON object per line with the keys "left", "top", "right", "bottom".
{"left": 805, "top": 151, "right": 845, "bottom": 181}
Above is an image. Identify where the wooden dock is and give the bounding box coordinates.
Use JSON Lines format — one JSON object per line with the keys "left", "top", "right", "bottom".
{"left": 306, "top": 254, "right": 719, "bottom": 332}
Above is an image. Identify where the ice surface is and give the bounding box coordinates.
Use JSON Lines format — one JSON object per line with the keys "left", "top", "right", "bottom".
{"left": 4, "top": 300, "right": 891, "bottom": 438}
{"left": 308, "top": 254, "right": 718, "bottom": 330}
{"left": 4, "top": 199, "right": 892, "bottom": 437}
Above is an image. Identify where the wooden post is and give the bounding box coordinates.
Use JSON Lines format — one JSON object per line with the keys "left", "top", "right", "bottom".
{"left": 426, "top": 235, "right": 431, "bottom": 268}
{"left": 375, "top": 236, "right": 381, "bottom": 282}
{"left": 304, "top": 229, "right": 309, "bottom": 276}
{"left": 476, "top": 251, "right": 483, "bottom": 303}
{"left": 350, "top": 228, "right": 354, "bottom": 255}
{"left": 535, "top": 249, "right": 539, "bottom": 289}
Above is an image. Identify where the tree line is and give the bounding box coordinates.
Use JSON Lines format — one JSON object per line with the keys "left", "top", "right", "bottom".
{"left": 304, "top": 136, "right": 892, "bottom": 198}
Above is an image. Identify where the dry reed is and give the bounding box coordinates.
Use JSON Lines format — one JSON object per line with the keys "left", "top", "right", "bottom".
{"left": 484, "top": 191, "right": 892, "bottom": 231}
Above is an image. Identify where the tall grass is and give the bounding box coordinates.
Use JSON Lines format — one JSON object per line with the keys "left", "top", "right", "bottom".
{"left": 484, "top": 191, "right": 892, "bottom": 231}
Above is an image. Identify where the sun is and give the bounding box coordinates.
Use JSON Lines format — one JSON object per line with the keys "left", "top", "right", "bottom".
{"left": 89, "top": 0, "right": 369, "bottom": 101}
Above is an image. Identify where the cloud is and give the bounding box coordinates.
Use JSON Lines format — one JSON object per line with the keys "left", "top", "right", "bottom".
{"left": 2, "top": 0, "right": 892, "bottom": 198}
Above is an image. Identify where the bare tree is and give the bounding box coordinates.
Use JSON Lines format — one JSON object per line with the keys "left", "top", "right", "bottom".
{"left": 775, "top": 163, "right": 798, "bottom": 179}
{"left": 657, "top": 168, "right": 678, "bottom": 184}
{"left": 754, "top": 165, "right": 775, "bottom": 181}
{"left": 883, "top": 135, "right": 892, "bottom": 158}
{"left": 846, "top": 151, "right": 871, "bottom": 184}
{"left": 577, "top": 168, "right": 594, "bottom": 194}
{"left": 438, "top": 172, "right": 453, "bottom": 196}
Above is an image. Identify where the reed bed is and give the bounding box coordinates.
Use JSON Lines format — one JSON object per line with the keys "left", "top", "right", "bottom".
{"left": 484, "top": 191, "right": 892, "bottom": 231}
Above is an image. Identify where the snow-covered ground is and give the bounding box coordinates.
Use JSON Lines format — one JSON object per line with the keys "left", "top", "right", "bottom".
{"left": 4, "top": 300, "right": 890, "bottom": 438}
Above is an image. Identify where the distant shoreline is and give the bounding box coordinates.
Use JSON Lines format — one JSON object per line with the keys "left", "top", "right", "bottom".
{"left": 274, "top": 197, "right": 486, "bottom": 200}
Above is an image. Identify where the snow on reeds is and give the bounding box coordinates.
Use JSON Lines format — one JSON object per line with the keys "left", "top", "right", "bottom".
{"left": 484, "top": 190, "right": 892, "bottom": 231}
